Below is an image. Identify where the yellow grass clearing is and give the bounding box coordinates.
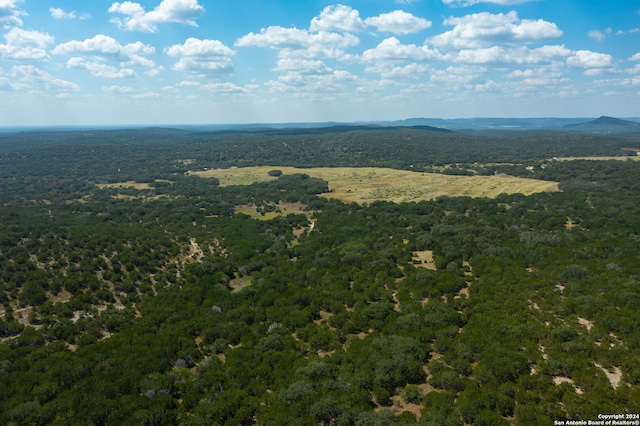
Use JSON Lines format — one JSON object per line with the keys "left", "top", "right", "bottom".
{"left": 193, "top": 166, "right": 559, "bottom": 204}
{"left": 234, "top": 202, "right": 309, "bottom": 221}
{"left": 97, "top": 180, "right": 153, "bottom": 190}
{"left": 314, "top": 310, "right": 335, "bottom": 325}
{"left": 96, "top": 180, "right": 171, "bottom": 190}
{"left": 412, "top": 250, "right": 436, "bottom": 270}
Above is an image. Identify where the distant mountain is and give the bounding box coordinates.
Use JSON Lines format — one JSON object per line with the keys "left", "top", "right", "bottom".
{"left": 586, "top": 116, "right": 636, "bottom": 126}
{"left": 563, "top": 116, "right": 640, "bottom": 132}
{"left": 5, "top": 117, "right": 640, "bottom": 134}
{"left": 188, "top": 124, "right": 452, "bottom": 137}
{"left": 383, "top": 117, "right": 597, "bottom": 130}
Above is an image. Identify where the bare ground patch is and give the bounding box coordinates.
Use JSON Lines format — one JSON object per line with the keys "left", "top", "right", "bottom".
{"left": 578, "top": 317, "right": 593, "bottom": 331}
{"left": 565, "top": 217, "right": 579, "bottom": 230}
{"left": 595, "top": 363, "right": 622, "bottom": 389}
{"left": 314, "top": 310, "right": 335, "bottom": 326}
{"left": 553, "top": 376, "right": 584, "bottom": 394}
{"left": 229, "top": 275, "right": 252, "bottom": 292}
{"left": 412, "top": 250, "right": 436, "bottom": 270}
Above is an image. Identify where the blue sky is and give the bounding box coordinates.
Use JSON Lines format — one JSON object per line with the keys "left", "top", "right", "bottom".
{"left": 0, "top": 0, "right": 639, "bottom": 125}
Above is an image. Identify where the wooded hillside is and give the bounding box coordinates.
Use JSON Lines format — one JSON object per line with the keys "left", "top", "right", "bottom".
{"left": 0, "top": 127, "right": 639, "bottom": 425}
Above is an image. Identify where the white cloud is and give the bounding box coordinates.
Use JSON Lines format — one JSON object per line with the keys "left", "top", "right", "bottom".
{"left": 309, "top": 6, "right": 431, "bottom": 36}
{"left": 132, "top": 91, "right": 161, "bottom": 99}
{"left": 177, "top": 80, "right": 200, "bottom": 86}
{"left": 109, "top": 0, "right": 205, "bottom": 33}
{"left": 362, "top": 37, "right": 440, "bottom": 62}
{"left": 0, "top": 0, "right": 25, "bottom": 27}
{"left": 310, "top": 5, "right": 365, "bottom": 33}
{"left": 202, "top": 82, "right": 257, "bottom": 94}
{"left": 429, "top": 65, "right": 485, "bottom": 86}
{"left": 165, "top": 38, "right": 234, "bottom": 74}
{"left": 266, "top": 69, "right": 357, "bottom": 96}
{"left": 588, "top": 28, "right": 611, "bottom": 41}
{"left": 378, "top": 63, "right": 432, "bottom": 80}
{"left": 236, "top": 26, "right": 359, "bottom": 59}
{"left": 364, "top": 10, "right": 432, "bottom": 35}
{"left": 453, "top": 45, "right": 571, "bottom": 65}
{"left": 630, "top": 53, "right": 640, "bottom": 62}
{"left": 66, "top": 57, "right": 137, "bottom": 78}
{"left": 53, "top": 35, "right": 153, "bottom": 61}
{"left": 0, "top": 76, "right": 13, "bottom": 91}
{"left": 430, "top": 11, "right": 563, "bottom": 49}
{"left": 53, "top": 35, "right": 160, "bottom": 74}
{"left": 0, "top": 28, "right": 54, "bottom": 60}
{"left": 506, "top": 66, "right": 564, "bottom": 80}
{"left": 49, "top": 8, "right": 89, "bottom": 20}
{"left": 566, "top": 50, "right": 614, "bottom": 69}
{"left": 7, "top": 64, "right": 80, "bottom": 91}
{"left": 103, "top": 85, "right": 135, "bottom": 93}
{"left": 443, "top": 0, "right": 532, "bottom": 6}
{"left": 274, "top": 58, "right": 332, "bottom": 75}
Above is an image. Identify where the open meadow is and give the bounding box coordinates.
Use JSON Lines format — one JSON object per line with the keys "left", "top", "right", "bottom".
{"left": 193, "top": 166, "right": 560, "bottom": 204}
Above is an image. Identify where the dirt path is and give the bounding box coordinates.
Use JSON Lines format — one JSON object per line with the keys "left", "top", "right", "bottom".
{"left": 180, "top": 238, "right": 204, "bottom": 264}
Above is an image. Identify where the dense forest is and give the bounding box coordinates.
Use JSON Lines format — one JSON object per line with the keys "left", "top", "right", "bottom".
{"left": 0, "top": 126, "right": 639, "bottom": 425}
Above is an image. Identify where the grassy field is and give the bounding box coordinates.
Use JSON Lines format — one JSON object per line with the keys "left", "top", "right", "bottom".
{"left": 233, "top": 202, "right": 310, "bottom": 220}
{"left": 96, "top": 181, "right": 156, "bottom": 190}
{"left": 192, "top": 166, "right": 560, "bottom": 204}
{"left": 96, "top": 180, "right": 172, "bottom": 190}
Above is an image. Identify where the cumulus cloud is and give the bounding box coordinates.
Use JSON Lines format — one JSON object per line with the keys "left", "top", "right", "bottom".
{"left": 109, "top": 0, "right": 205, "bottom": 33}
{"left": 268, "top": 57, "right": 357, "bottom": 98}
{"left": 103, "top": 85, "right": 135, "bottom": 93}
{"left": 362, "top": 37, "right": 440, "bottom": 62}
{"left": 236, "top": 26, "right": 359, "bottom": 59}
{"left": 588, "top": 28, "right": 611, "bottom": 41}
{"left": 202, "top": 82, "right": 257, "bottom": 94}
{"left": 177, "top": 80, "right": 199, "bottom": 87}
{"left": 66, "top": 57, "right": 137, "bottom": 78}
{"left": 364, "top": 10, "right": 432, "bottom": 35}
{"left": 310, "top": 4, "right": 365, "bottom": 33}
{"left": 430, "top": 11, "right": 563, "bottom": 49}
{"left": 274, "top": 58, "right": 332, "bottom": 75}
{"left": 506, "top": 72, "right": 569, "bottom": 88}
{"left": 566, "top": 50, "right": 614, "bottom": 69}
{"left": 309, "top": 6, "right": 431, "bottom": 36}
{"left": 165, "top": 38, "right": 235, "bottom": 75}
{"left": 377, "top": 63, "right": 432, "bottom": 80}
{"left": 443, "top": 0, "right": 532, "bottom": 6}
{"left": 0, "top": 28, "right": 54, "bottom": 60}
{"left": 53, "top": 35, "right": 160, "bottom": 74}
{"left": 266, "top": 69, "right": 357, "bottom": 96}
{"left": 7, "top": 64, "right": 80, "bottom": 91}
{"left": 53, "top": 35, "right": 153, "bottom": 61}
{"left": 49, "top": 8, "right": 89, "bottom": 20}
{"left": 131, "top": 91, "right": 161, "bottom": 99}
{"left": 0, "top": 0, "right": 25, "bottom": 27}
{"left": 453, "top": 45, "right": 571, "bottom": 65}
{"left": 0, "top": 76, "right": 12, "bottom": 91}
